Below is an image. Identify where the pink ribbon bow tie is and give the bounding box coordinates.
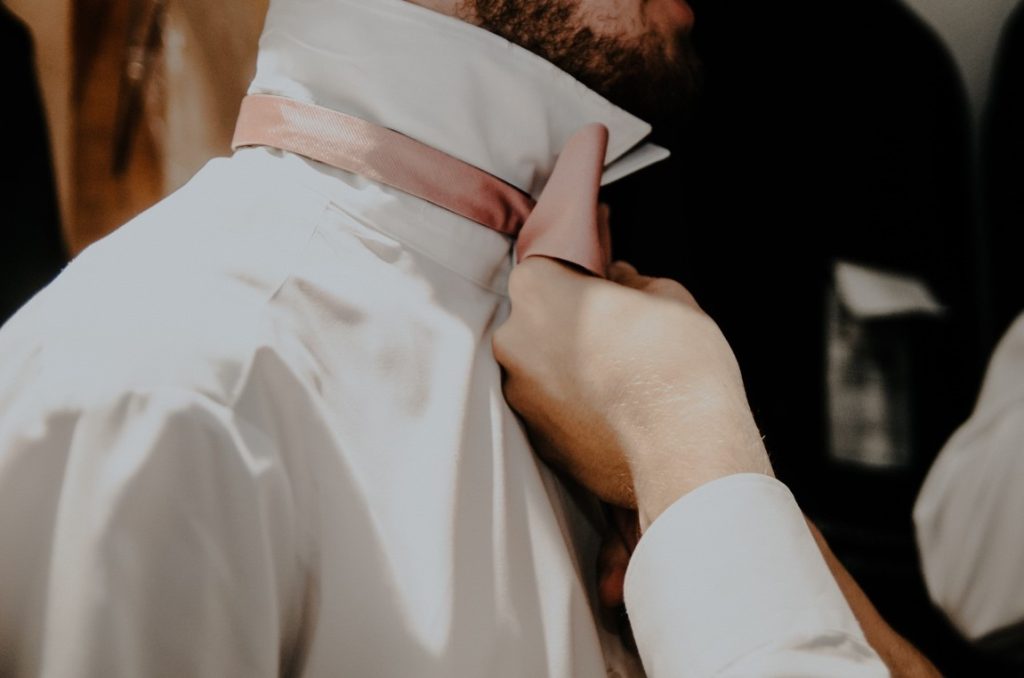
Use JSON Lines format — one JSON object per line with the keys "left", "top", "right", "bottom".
{"left": 232, "top": 94, "right": 612, "bottom": 278}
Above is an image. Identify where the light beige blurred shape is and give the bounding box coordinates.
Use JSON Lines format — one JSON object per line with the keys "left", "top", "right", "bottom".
{"left": 9, "top": 0, "right": 268, "bottom": 248}
{"left": 161, "top": 0, "right": 269, "bottom": 191}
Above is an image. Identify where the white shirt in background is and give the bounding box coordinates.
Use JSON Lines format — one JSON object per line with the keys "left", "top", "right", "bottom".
{"left": 916, "top": 312, "right": 1024, "bottom": 649}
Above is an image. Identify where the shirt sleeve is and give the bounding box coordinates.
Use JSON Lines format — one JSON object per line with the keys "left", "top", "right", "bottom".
{"left": 624, "top": 473, "right": 888, "bottom": 677}
{"left": 914, "top": 315, "right": 1024, "bottom": 642}
{"left": 0, "top": 388, "right": 307, "bottom": 677}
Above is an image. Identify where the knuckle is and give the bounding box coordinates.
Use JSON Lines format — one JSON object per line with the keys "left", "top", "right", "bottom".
{"left": 507, "top": 264, "right": 534, "bottom": 300}
{"left": 646, "top": 277, "right": 682, "bottom": 295}
{"left": 647, "top": 277, "right": 700, "bottom": 307}
{"left": 510, "top": 256, "right": 560, "bottom": 294}
{"left": 492, "top": 322, "right": 527, "bottom": 373}
{"left": 492, "top": 324, "right": 513, "bottom": 362}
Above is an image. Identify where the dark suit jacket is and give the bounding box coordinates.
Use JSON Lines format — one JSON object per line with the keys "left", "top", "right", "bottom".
{"left": 1, "top": 4, "right": 67, "bottom": 325}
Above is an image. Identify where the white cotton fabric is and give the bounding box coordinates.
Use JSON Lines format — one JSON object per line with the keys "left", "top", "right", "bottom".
{"left": 626, "top": 475, "right": 887, "bottom": 677}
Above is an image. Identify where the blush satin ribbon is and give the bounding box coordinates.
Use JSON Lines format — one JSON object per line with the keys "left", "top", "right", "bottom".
{"left": 232, "top": 94, "right": 611, "bottom": 277}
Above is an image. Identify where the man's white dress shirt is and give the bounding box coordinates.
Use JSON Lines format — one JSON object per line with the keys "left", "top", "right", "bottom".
{"left": 915, "top": 312, "right": 1024, "bottom": 649}
{"left": 0, "top": 0, "right": 886, "bottom": 675}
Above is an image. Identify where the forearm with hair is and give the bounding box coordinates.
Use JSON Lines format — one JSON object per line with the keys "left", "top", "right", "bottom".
{"left": 806, "top": 520, "right": 942, "bottom": 678}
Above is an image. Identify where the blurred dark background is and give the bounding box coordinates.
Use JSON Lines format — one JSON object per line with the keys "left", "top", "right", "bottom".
{"left": 1, "top": 3, "right": 67, "bottom": 322}
{"left": 608, "top": 1, "right": 1024, "bottom": 675}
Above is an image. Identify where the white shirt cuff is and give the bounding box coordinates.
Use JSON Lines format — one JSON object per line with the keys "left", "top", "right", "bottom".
{"left": 624, "top": 474, "right": 875, "bottom": 677}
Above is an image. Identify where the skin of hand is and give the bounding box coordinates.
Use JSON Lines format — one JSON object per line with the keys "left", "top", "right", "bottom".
{"left": 494, "top": 257, "right": 941, "bottom": 678}
{"left": 493, "top": 256, "right": 772, "bottom": 531}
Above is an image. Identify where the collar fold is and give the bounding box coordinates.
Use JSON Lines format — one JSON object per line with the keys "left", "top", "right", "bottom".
{"left": 250, "top": 0, "right": 669, "bottom": 198}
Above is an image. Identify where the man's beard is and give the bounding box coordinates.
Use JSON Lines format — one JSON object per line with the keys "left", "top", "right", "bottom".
{"left": 467, "top": 0, "right": 701, "bottom": 133}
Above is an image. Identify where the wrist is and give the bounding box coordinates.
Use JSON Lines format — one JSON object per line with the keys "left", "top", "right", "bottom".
{"left": 633, "top": 468, "right": 735, "bottom": 532}
{"left": 626, "top": 427, "right": 773, "bottom": 533}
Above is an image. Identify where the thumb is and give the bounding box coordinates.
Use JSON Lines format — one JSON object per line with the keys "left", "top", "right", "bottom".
{"left": 515, "top": 124, "right": 610, "bottom": 277}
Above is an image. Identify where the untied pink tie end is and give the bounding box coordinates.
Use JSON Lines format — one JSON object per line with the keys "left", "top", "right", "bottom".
{"left": 514, "top": 123, "right": 612, "bottom": 279}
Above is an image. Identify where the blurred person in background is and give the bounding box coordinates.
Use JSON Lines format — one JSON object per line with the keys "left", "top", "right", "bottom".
{"left": 911, "top": 4, "right": 1024, "bottom": 671}
{"left": 914, "top": 307, "right": 1024, "bottom": 669}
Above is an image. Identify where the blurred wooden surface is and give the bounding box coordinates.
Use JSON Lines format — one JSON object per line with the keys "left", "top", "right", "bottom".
{"left": 162, "top": 0, "right": 267, "bottom": 190}
{"left": 70, "top": 0, "right": 162, "bottom": 254}
{"left": 67, "top": 0, "right": 266, "bottom": 253}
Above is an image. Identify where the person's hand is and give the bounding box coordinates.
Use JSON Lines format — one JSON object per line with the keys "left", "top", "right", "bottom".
{"left": 493, "top": 257, "right": 772, "bottom": 530}
{"left": 495, "top": 257, "right": 942, "bottom": 678}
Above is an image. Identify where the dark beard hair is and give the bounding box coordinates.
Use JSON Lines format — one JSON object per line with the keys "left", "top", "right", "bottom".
{"left": 468, "top": 0, "right": 701, "bottom": 133}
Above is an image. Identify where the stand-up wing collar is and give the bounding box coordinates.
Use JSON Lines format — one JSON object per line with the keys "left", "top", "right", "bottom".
{"left": 250, "top": 0, "right": 669, "bottom": 198}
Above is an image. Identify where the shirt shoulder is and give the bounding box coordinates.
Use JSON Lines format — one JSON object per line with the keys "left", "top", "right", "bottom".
{"left": 0, "top": 154, "right": 327, "bottom": 413}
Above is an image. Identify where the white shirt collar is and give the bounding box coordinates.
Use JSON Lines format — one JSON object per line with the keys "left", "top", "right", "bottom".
{"left": 250, "top": 0, "right": 669, "bottom": 198}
